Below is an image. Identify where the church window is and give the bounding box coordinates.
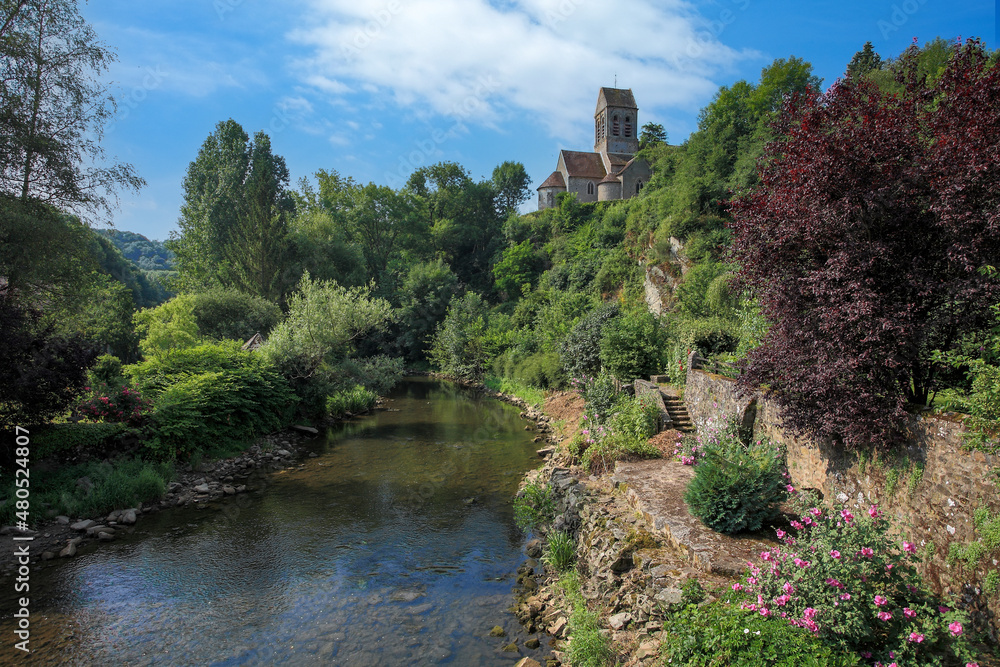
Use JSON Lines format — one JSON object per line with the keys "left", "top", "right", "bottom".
{"left": 587, "top": 182, "right": 594, "bottom": 195}
{"left": 624, "top": 115, "right": 633, "bottom": 137}
{"left": 612, "top": 114, "right": 620, "bottom": 136}
{"left": 636, "top": 180, "right": 643, "bottom": 194}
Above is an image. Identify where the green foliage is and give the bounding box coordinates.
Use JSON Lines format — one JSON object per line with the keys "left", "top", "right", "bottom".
{"left": 493, "top": 239, "right": 542, "bottom": 298}
{"left": 97, "top": 229, "right": 175, "bottom": 272}
{"left": 509, "top": 351, "right": 564, "bottom": 389}
{"left": 559, "top": 302, "right": 620, "bottom": 379}
{"left": 189, "top": 287, "right": 282, "bottom": 342}
{"left": 681, "top": 578, "right": 706, "bottom": 605}
{"left": 32, "top": 422, "right": 130, "bottom": 460}
{"left": 661, "top": 599, "right": 858, "bottom": 667}
{"left": 984, "top": 569, "right": 1000, "bottom": 595}
{"left": 134, "top": 294, "right": 201, "bottom": 360}
{"left": 593, "top": 246, "right": 636, "bottom": 296}
{"left": 599, "top": 308, "right": 666, "bottom": 381}
{"left": 483, "top": 375, "right": 545, "bottom": 407}
{"left": 262, "top": 272, "right": 393, "bottom": 388}
{"left": 513, "top": 481, "right": 556, "bottom": 533}
{"left": 555, "top": 571, "right": 615, "bottom": 667}
{"left": 576, "top": 372, "right": 621, "bottom": 419}
{"left": 88, "top": 354, "right": 124, "bottom": 387}
{"left": 684, "top": 420, "right": 787, "bottom": 534}
{"left": 326, "top": 385, "right": 377, "bottom": 418}
{"left": 577, "top": 391, "right": 661, "bottom": 473}
{"left": 428, "top": 292, "right": 491, "bottom": 381}
{"left": 947, "top": 507, "right": 1000, "bottom": 568}
{"left": 77, "top": 382, "right": 152, "bottom": 426}
{"left": 542, "top": 530, "right": 576, "bottom": 572}
{"left": 741, "top": 494, "right": 978, "bottom": 665}
{"left": 0, "top": 458, "right": 171, "bottom": 528}
{"left": 394, "top": 259, "right": 460, "bottom": 361}
{"left": 340, "top": 355, "right": 406, "bottom": 396}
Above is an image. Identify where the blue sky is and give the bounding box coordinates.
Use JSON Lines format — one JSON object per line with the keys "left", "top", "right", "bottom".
{"left": 82, "top": 0, "right": 995, "bottom": 241}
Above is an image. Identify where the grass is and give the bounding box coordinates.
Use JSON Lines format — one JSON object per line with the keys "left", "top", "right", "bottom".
{"left": 483, "top": 375, "right": 545, "bottom": 408}
{"left": 513, "top": 481, "right": 556, "bottom": 533}
{"left": 553, "top": 570, "right": 615, "bottom": 667}
{"left": 542, "top": 530, "right": 576, "bottom": 571}
{"left": 326, "top": 385, "right": 378, "bottom": 418}
{"left": 0, "top": 457, "right": 173, "bottom": 526}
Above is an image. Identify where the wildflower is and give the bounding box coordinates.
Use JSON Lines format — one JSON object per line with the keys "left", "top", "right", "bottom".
{"left": 825, "top": 578, "right": 843, "bottom": 589}
{"left": 902, "top": 541, "right": 916, "bottom": 554}
{"left": 829, "top": 549, "right": 841, "bottom": 559}
{"left": 877, "top": 611, "right": 893, "bottom": 621}
{"left": 803, "top": 607, "right": 817, "bottom": 619}
{"left": 790, "top": 520, "right": 804, "bottom": 530}
{"left": 840, "top": 509, "right": 854, "bottom": 523}
{"left": 786, "top": 484, "right": 796, "bottom": 493}
{"left": 774, "top": 594, "right": 790, "bottom": 606}
{"left": 903, "top": 607, "right": 916, "bottom": 619}
{"left": 869, "top": 504, "right": 880, "bottom": 518}
{"left": 793, "top": 558, "right": 810, "bottom": 568}
{"left": 938, "top": 606, "right": 950, "bottom": 613}
{"left": 908, "top": 632, "right": 924, "bottom": 643}
{"left": 874, "top": 595, "right": 887, "bottom": 607}
{"left": 802, "top": 618, "right": 819, "bottom": 633}
{"left": 948, "top": 621, "right": 963, "bottom": 636}
{"left": 808, "top": 507, "right": 822, "bottom": 517}
{"left": 967, "top": 663, "right": 981, "bottom": 667}
{"left": 860, "top": 547, "right": 874, "bottom": 558}
{"left": 761, "top": 551, "right": 773, "bottom": 562}
{"left": 839, "top": 593, "right": 851, "bottom": 601}
{"left": 775, "top": 529, "right": 786, "bottom": 540}
{"left": 759, "top": 607, "right": 771, "bottom": 617}
{"left": 747, "top": 577, "right": 757, "bottom": 586}
{"left": 782, "top": 582, "right": 795, "bottom": 595}
{"left": 732, "top": 583, "right": 743, "bottom": 592}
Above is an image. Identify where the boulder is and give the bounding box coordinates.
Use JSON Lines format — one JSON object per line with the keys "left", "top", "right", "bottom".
{"left": 71, "top": 520, "right": 95, "bottom": 532}
{"left": 193, "top": 483, "right": 211, "bottom": 494}
{"left": 59, "top": 543, "right": 77, "bottom": 558}
{"left": 608, "top": 612, "right": 631, "bottom": 630}
{"left": 515, "top": 659, "right": 542, "bottom": 667}
{"left": 120, "top": 509, "right": 137, "bottom": 525}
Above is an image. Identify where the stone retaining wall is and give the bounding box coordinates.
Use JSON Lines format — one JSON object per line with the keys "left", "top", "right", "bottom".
{"left": 685, "top": 361, "right": 1000, "bottom": 638}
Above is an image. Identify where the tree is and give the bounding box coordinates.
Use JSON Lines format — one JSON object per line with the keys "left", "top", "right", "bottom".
{"left": 346, "top": 183, "right": 416, "bottom": 284}
{"left": 846, "top": 41, "right": 883, "bottom": 81}
{"left": 0, "top": 0, "right": 143, "bottom": 218}
{"left": 730, "top": 39, "right": 1000, "bottom": 448}
{"left": 394, "top": 258, "right": 460, "bottom": 361}
{"left": 491, "top": 160, "right": 531, "bottom": 217}
{"left": 133, "top": 295, "right": 201, "bottom": 360}
{"left": 638, "top": 122, "right": 667, "bottom": 150}
{"left": 170, "top": 120, "right": 293, "bottom": 297}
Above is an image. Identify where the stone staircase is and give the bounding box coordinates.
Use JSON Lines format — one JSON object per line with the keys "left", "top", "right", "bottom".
{"left": 661, "top": 392, "right": 695, "bottom": 433}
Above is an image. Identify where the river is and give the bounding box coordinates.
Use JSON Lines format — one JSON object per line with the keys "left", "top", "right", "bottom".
{"left": 1, "top": 377, "right": 547, "bottom": 666}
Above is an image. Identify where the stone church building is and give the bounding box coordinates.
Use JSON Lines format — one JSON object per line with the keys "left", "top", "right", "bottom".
{"left": 537, "top": 87, "right": 652, "bottom": 210}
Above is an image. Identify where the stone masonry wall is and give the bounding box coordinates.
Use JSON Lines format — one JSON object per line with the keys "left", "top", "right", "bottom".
{"left": 685, "top": 362, "right": 1000, "bottom": 638}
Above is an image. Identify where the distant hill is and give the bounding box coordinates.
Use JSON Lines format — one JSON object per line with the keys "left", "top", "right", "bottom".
{"left": 97, "top": 229, "right": 175, "bottom": 272}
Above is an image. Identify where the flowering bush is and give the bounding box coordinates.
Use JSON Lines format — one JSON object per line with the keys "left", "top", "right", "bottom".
{"left": 737, "top": 492, "right": 978, "bottom": 666}
{"left": 674, "top": 433, "right": 704, "bottom": 465}
{"left": 77, "top": 382, "right": 152, "bottom": 426}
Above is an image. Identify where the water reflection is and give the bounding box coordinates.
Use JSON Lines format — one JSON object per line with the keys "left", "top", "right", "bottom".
{"left": 0, "top": 378, "right": 544, "bottom": 666}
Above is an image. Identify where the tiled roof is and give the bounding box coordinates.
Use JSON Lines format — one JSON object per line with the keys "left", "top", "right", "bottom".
{"left": 559, "top": 150, "right": 607, "bottom": 179}
{"left": 598, "top": 87, "right": 637, "bottom": 111}
{"left": 600, "top": 172, "right": 621, "bottom": 184}
{"left": 607, "top": 152, "right": 633, "bottom": 167}
{"left": 538, "top": 170, "right": 566, "bottom": 189}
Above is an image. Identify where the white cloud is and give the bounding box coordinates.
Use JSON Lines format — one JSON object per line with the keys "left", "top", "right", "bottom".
{"left": 287, "top": 0, "right": 756, "bottom": 143}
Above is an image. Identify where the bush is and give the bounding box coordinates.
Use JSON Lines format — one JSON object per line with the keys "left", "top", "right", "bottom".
{"left": 543, "top": 530, "right": 576, "bottom": 572}
{"left": 335, "top": 355, "right": 405, "bottom": 396}
{"left": 557, "top": 571, "right": 615, "bottom": 667}
{"left": 599, "top": 308, "right": 666, "bottom": 381}
{"left": 661, "top": 599, "right": 859, "bottom": 667}
{"left": 684, "top": 422, "right": 787, "bottom": 534}
{"left": 578, "top": 394, "right": 662, "bottom": 473}
{"left": 88, "top": 354, "right": 124, "bottom": 386}
{"left": 77, "top": 382, "right": 152, "bottom": 426}
{"left": 559, "top": 303, "right": 620, "bottom": 379}
{"left": 574, "top": 372, "right": 620, "bottom": 421}
{"left": 428, "top": 292, "right": 490, "bottom": 381}
{"left": 145, "top": 347, "right": 297, "bottom": 460}
{"left": 126, "top": 340, "right": 252, "bottom": 397}
{"left": 133, "top": 294, "right": 201, "bottom": 359}
{"left": 512, "top": 351, "right": 564, "bottom": 389}
{"left": 326, "top": 385, "right": 377, "bottom": 418}
{"left": 737, "top": 493, "right": 979, "bottom": 665}
{"left": 32, "top": 422, "right": 130, "bottom": 460}
{"left": 190, "top": 287, "right": 282, "bottom": 342}
{"left": 513, "top": 481, "right": 556, "bottom": 533}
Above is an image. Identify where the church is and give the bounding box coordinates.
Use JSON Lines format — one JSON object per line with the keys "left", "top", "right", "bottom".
{"left": 537, "top": 87, "right": 652, "bottom": 210}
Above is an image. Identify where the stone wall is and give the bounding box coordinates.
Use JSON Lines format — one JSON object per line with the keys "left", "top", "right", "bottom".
{"left": 685, "top": 361, "right": 1000, "bottom": 637}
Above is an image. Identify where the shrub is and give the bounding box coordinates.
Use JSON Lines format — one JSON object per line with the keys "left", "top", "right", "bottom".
{"left": 543, "top": 530, "right": 576, "bottom": 572}
{"left": 190, "top": 287, "right": 282, "bottom": 342}
{"left": 125, "top": 340, "right": 252, "bottom": 398}
{"left": 88, "top": 354, "right": 124, "bottom": 386}
{"left": 146, "top": 353, "right": 296, "bottom": 460}
{"left": 326, "top": 385, "right": 377, "bottom": 418}
{"left": 599, "top": 308, "right": 666, "bottom": 381}
{"left": 512, "top": 351, "right": 564, "bottom": 389}
{"left": 557, "top": 571, "right": 615, "bottom": 667}
{"left": 737, "top": 494, "right": 978, "bottom": 666}
{"left": 335, "top": 355, "right": 405, "bottom": 396}
{"left": 559, "top": 303, "right": 620, "bottom": 379}
{"left": 77, "top": 382, "right": 152, "bottom": 426}
{"left": 674, "top": 432, "right": 704, "bottom": 466}
{"left": 133, "top": 294, "right": 201, "bottom": 359}
{"left": 574, "top": 372, "right": 620, "bottom": 421}
{"left": 32, "top": 422, "right": 130, "bottom": 460}
{"left": 513, "top": 481, "right": 556, "bottom": 533}
{"left": 661, "top": 599, "right": 859, "bottom": 667}
{"left": 684, "top": 424, "right": 787, "bottom": 534}
{"left": 578, "top": 394, "right": 661, "bottom": 473}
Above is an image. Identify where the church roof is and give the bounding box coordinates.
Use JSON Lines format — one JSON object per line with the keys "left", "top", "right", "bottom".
{"left": 538, "top": 170, "right": 566, "bottom": 190}
{"left": 559, "top": 150, "right": 607, "bottom": 179}
{"left": 597, "top": 87, "right": 638, "bottom": 112}
{"left": 607, "top": 152, "right": 634, "bottom": 168}
{"left": 599, "top": 172, "right": 621, "bottom": 184}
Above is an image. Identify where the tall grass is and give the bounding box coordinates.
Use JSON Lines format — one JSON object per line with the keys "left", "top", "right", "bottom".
{"left": 326, "top": 385, "right": 378, "bottom": 418}
{"left": 484, "top": 375, "right": 545, "bottom": 407}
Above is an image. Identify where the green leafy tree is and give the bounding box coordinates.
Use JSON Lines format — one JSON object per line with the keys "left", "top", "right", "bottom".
{"left": 394, "top": 259, "right": 460, "bottom": 361}
{"left": 346, "top": 182, "right": 418, "bottom": 284}
{"left": 492, "top": 239, "right": 542, "bottom": 299}
{"left": 491, "top": 160, "right": 532, "bottom": 217}
{"left": 846, "top": 41, "right": 883, "bottom": 81}
{"left": 133, "top": 295, "right": 201, "bottom": 360}
{"left": 599, "top": 308, "right": 666, "bottom": 381}
{"left": 0, "top": 0, "right": 143, "bottom": 218}
{"left": 189, "top": 287, "right": 282, "bottom": 342}
{"left": 428, "top": 292, "right": 491, "bottom": 380}
{"left": 638, "top": 122, "right": 667, "bottom": 150}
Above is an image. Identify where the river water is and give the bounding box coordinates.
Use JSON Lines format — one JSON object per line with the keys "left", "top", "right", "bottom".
{"left": 1, "top": 378, "right": 547, "bottom": 666}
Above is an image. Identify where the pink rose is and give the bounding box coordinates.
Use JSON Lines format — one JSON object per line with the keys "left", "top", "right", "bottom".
{"left": 878, "top": 611, "right": 893, "bottom": 621}
{"left": 902, "top": 541, "right": 916, "bottom": 553}
{"left": 949, "top": 621, "right": 963, "bottom": 636}
{"left": 732, "top": 583, "right": 743, "bottom": 592}
{"left": 783, "top": 582, "right": 794, "bottom": 595}
{"left": 903, "top": 607, "right": 916, "bottom": 619}
{"left": 790, "top": 520, "right": 804, "bottom": 530}
{"left": 874, "top": 595, "right": 887, "bottom": 606}
{"left": 840, "top": 593, "right": 851, "bottom": 600}
{"left": 830, "top": 549, "right": 841, "bottom": 559}
{"left": 775, "top": 529, "right": 786, "bottom": 539}
{"left": 869, "top": 504, "right": 880, "bottom": 518}
{"left": 809, "top": 507, "right": 822, "bottom": 516}
{"left": 803, "top": 607, "right": 817, "bottom": 619}
{"left": 860, "top": 547, "right": 874, "bottom": 558}
{"left": 908, "top": 632, "right": 924, "bottom": 643}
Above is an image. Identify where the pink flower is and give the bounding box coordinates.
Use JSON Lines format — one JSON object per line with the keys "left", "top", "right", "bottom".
{"left": 759, "top": 607, "right": 771, "bottom": 617}
{"left": 829, "top": 549, "right": 841, "bottom": 559}
{"left": 840, "top": 509, "right": 854, "bottom": 522}
{"left": 908, "top": 632, "right": 925, "bottom": 643}
{"left": 809, "top": 507, "right": 822, "bottom": 517}
{"left": 938, "top": 606, "right": 950, "bottom": 613}
{"left": 786, "top": 484, "right": 795, "bottom": 493}
{"left": 802, "top": 618, "right": 819, "bottom": 633}
{"left": 902, "top": 541, "right": 917, "bottom": 553}
{"left": 825, "top": 578, "right": 844, "bottom": 589}
{"left": 861, "top": 653, "right": 872, "bottom": 659}
{"left": 869, "top": 504, "right": 881, "bottom": 518}
{"left": 747, "top": 577, "right": 757, "bottom": 586}
{"left": 775, "top": 529, "right": 786, "bottom": 539}
{"left": 948, "top": 621, "right": 963, "bottom": 636}
{"left": 967, "top": 663, "right": 980, "bottom": 667}
{"left": 732, "top": 583, "right": 743, "bottom": 592}
{"left": 878, "top": 611, "right": 893, "bottom": 621}
{"left": 790, "top": 520, "right": 804, "bottom": 530}
{"left": 874, "top": 595, "right": 887, "bottom": 607}
{"left": 761, "top": 551, "right": 773, "bottom": 562}
{"left": 860, "top": 547, "right": 874, "bottom": 558}
{"left": 793, "top": 558, "right": 810, "bottom": 569}
{"left": 783, "top": 582, "right": 795, "bottom": 595}
{"left": 840, "top": 593, "right": 851, "bottom": 601}
{"left": 903, "top": 607, "right": 916, "bottom": 619}
{"left": 803, "top": 607, "right": 817, "bottom": 620}
{"left": 774, "top": 594, "right": 790, "bottom": 606}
